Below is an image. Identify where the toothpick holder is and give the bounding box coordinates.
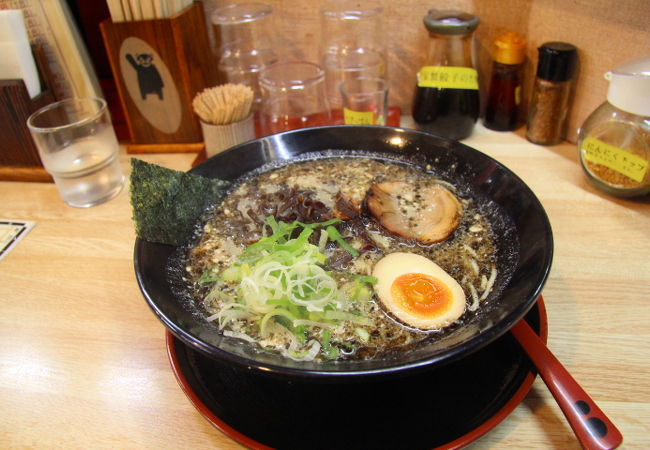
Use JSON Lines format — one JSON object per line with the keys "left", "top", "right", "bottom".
{"left": 201, "top": 114, "right": 255, "bottom": 158}
{"left": 100, "top": 2, "right": 218, "bottom": 153}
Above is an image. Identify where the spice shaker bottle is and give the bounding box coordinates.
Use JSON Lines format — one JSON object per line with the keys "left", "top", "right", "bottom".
{"left": 412, "top": 10, "right": 480, "bottom": 141}
{"left": 483, "top": 32, "right": 526, "bottom": 131}
{"left": 526, "top": 42, "right": 577, "bottom": 145}
{"left": 577, "top": 56, "right": 650, "bottom": 197}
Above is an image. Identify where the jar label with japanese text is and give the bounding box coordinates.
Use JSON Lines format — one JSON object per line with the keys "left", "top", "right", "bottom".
{"left": 343, "top": 108, "right": 377, "bottom": 125}
{"left": 417, "top": 66, "right": 479, "bottom": 90}
{"left": 582, "top": 136, "right": 649, "bottom": 183}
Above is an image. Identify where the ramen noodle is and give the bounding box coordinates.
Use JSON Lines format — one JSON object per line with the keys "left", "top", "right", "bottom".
{"left": 182, "top": 156, "right": 502, "bottom": 361}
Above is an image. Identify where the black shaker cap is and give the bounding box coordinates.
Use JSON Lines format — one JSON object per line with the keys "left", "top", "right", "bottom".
{"left": 536, "top": 42, "right": 577, "bottom": 82}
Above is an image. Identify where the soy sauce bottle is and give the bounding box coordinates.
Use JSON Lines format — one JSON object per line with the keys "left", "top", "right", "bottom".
{"left": 412, "top": 10, "right": 480, "bottom": 140}
{"left": 484, "top": 32, "right": 526, "bottom": 131}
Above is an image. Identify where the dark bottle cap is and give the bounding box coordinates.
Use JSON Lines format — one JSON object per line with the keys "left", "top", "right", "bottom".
{"left": 536, "top": 42, "right": 577, "bottom": 82}
{"left": 423, "top": 10, "right": 479, "bottom": 35}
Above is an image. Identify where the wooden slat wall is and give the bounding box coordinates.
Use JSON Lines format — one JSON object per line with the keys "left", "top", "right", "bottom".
{"left": 203, "top": 0, "right": 650, "bottom": 143}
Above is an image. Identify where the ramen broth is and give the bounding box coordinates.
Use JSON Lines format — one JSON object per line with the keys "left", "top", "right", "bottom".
{"left": 183, "top": 156, "right": 503, "bottom": 361}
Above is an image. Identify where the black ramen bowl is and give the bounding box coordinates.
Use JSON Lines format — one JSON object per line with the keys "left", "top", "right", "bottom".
{"left": 135, "top": 125, "right": 553, "bottom": 380}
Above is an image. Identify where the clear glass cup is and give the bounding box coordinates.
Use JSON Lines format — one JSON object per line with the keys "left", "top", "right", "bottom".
{"left": 27, "top": 97, "right": 125, "bottom": 208}
{"left": 323, "top": 48, "right": 386, "bottom": 115}
{"left": 340, "top": 77, "right": 388, "bottom": 125}
{"left": 319, "top": 0, "right": 387, "bottom": 116}
{"left": 258, "top": 61, "right": 332, "bottom": 135}
{"left": 212, "top": 3, "right": 278, "bottom": 110}
{"left": 320, "top": 0, "right": 386, "bottom": 58}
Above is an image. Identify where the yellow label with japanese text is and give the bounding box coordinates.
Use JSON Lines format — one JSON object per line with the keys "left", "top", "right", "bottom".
{"left": 343, "top": 108, "right": 376, "bottom": 125}
{"left": 515, "top": 85, "right": 522, "bottom": 105}
{"left": 417, "top": 66, "right": 479, "bottom": 90}
{"left": 582, "top": 137, "right": 649, "bottom": 182}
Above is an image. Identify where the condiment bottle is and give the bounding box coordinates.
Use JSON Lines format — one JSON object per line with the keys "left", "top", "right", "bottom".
{"left": 483, "top": 32, "right": 526, "bottom": 131}
{"left": 577, "top": 56, "right": 650, "bottom": 197}
{"left": 526, "top": 42, "right": 577, "bottom": 145}
{"left": 412, "top": 10, "right": 480, "bottom": 141}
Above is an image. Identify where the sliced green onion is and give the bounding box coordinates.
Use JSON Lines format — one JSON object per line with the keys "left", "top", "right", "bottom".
{"left": 294, "top": 325, "right": 308, "bottom": 343}
{"left": 293, "top": 319, "right": 333, "bottom": 329}
{"left": 221, "top": 265, "right": 241, "bottom": 282}
{"left": 352, "top": 275, "right": 377, "bottom": 301}
{"left": 284, "top": 340, "right": 321, "bottom": 361}
{"left": 241, "top": 263, "right": 251, "bottom": 277}
{"left": 323, "top": 310, "right": 372, "bottom": 326}
{"left": 326, "top": 225, "right": 359, "bottom": 257}
{"left": 267, "top": 298, "right": 292, "bottom": 308}
{"left": 320, "top": 329, "right": 340, "bottom": 359}
{"left": 212, "top": 216, "right": 375, "bottom": 360}
{"left": 205, "top": 288, "right": 235, "bottom": 303}
{"left": 355, "top": 327, "right": 370, "bottom": 342}
{"left": 198, "top": 265, "right": 221, "bottom": 284}
{"left": 321, "top": 329, "right": 331, "bottom": 347}
{"left": 260, "top": 308, "right": 298, "bottom": 336}
{"left": 318, "top": 229, "right": 329, "bottom": 252}
{"left": 324, "top": 346, "right": 339, "bottom": 359}
{"left": 355, "top": 275, "right": 378, "bottom": 285}
{"left": 265, "top": 215, "right": 280, "bottom": 233}
{"left": 297, "top": 218, "right": 341, "bottom": 229}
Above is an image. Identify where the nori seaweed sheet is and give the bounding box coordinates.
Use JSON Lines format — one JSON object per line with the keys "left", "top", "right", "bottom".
{"left": 129, "top": 158, "right": 230, "bottom": 246}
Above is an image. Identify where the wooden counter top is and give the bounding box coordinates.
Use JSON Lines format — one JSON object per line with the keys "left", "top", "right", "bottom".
{"left": 1, "top": 124, "right": 648, "bottom": 449}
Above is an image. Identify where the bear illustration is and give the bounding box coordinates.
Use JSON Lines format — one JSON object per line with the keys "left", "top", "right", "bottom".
{"left": 126, "top": 53, "right": 164, "bottom": 100}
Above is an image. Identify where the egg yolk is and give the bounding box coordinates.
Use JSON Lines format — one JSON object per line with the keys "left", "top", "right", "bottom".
{"left": 390, "top": 273, "right": 452, "bottom": 318}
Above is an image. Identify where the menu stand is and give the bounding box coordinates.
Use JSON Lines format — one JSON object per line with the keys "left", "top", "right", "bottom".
{"left": 0, "top": 45, "right": 56, "bottom": 182}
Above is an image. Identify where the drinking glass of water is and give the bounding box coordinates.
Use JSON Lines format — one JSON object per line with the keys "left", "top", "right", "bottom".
{"left": 27, "top": 97, "right": 125, "bottom": 208}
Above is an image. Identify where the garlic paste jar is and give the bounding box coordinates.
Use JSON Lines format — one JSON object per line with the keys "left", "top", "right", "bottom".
{"left": 577, "top": 56, "right": 650, "bottom": 197}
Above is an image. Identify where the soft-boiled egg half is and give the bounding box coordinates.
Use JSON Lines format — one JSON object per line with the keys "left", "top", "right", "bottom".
{"left": 372, "top": 252, "right": 466, "bottom": 330}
